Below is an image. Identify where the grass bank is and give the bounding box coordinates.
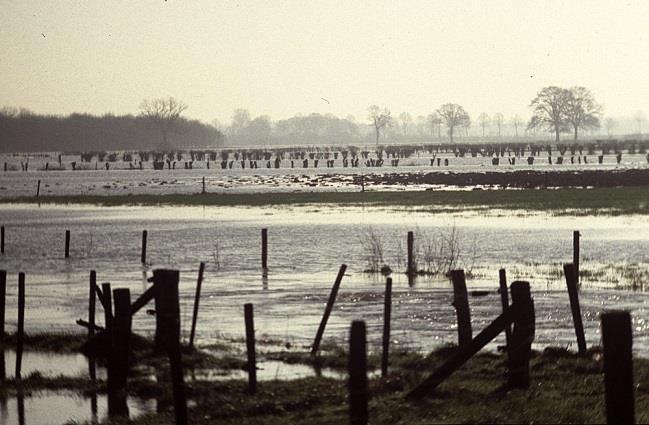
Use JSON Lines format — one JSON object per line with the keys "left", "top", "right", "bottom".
{"left": 3, "top": 186, "right": 649, "bottom": 215}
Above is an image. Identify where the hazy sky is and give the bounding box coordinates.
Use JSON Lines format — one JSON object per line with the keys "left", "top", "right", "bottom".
{"left": 1, "top": 1, "right": 648, "bottom": 124}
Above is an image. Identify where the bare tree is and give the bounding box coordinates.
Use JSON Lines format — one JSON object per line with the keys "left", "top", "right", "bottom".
{"left": 368, "top": 105, "right": 392, "bottom": 145}
{"left": 565, "top": 87, "right": 602, "bottom": 140}
{"left": 399, "top": 112, "right": 412, "bottom": 136}
{"left": 510, "top": 114, "right": 524, "bottom": 137}
{"left": 493, "top": 112, "right": 505, "bottom": 137}
{"left": 527, "top": 86, "right": 570, "bottom": 142}
{"left": 478, "top": 113, "right": 490, "bottom": 137}
{"left": 437, "top": 103, "right": 470, "bottom": 143}
{"left": 604, "top": 117, "right": 617, "bottom": 138}
{"left": 139, "top": 97, "right": 188, "bottom": 147}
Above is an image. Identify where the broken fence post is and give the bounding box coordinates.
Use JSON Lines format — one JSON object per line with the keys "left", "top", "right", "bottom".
{"left": 311, "top": 264, "right": 347, "bottom": 355}
{"left": 108, "top": 288, "right": 131, "bottom": 418}
{"left": 563, "top": 263, "right": 587, "bottom": 355}
{"left": 381, "top": 277, "right": 392, "bottom": 378}
{"left": 498, "top": 269, "right": 512, "bottom": 349}
{"left": 189, "top": 262, "right": 205, "bottom": 349}
{"left": 508, "top": 281, "right": 535, "bottom": 389}
{"left": 601, "top": 310, "right": 634, "bottom": 425}
{"left": 349, "top": 320, "right": 368, "bottom": 425}
{"left": 450, "top": 269, "right": 472, "bottom": 348}
{"left": 244, "top": 303, "right": 257, "bottom": 395}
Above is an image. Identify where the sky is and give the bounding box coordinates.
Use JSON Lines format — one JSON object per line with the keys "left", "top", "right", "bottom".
{"left": 1, "top": 0, "right": 648, "bottom": 125}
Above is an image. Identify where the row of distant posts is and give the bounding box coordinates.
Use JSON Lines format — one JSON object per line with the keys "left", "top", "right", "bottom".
{"left": 0, "top": 227, "right": 636, "bottom": 423}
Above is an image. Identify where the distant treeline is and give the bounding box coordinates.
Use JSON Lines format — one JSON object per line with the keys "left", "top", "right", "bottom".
{"left": 0, "top": 110, "right": 223, "bottom": 153}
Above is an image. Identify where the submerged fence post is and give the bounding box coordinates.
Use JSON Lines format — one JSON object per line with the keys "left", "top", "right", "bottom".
{"left": 311, "top": 264, "right": 347, "bottom": 355}
{"left": 244, "top": 303, "right": 257, "bottom": 394}
{"left": 381, "top": 277, "right": 392, "bottom": 378}
{"left": 16, "top": 272, "right": 25, "bottom": 380}
{"left": 189, "top": 262, "right": 205, "bottom": 349}
{"left": 601, "top": 310, "right": 634, "bottom": 425}
{"left": 563, "top": 263, "right": 587, "bottom": 355}
{"left": 508, "top": 281, "right": 535, "bottom": 389}
{"left": 407, "top": 231, "right": 415, "bottom": 276}
{"left": 65, "top": 230, "right": 70, "bottom": 258}
{"left": 141, "top": 230, "right": 148, "bottom": 264}
{"left": 89, "top": 270, "right": 96, "bottom": 339}
{"left": 261, "top": 228, "right": 268, "bottom": 269}
{"left": 108, "top": 288, "right": 131, "bottom": 418}
{"left": 450, "top": 269, "right": 472, "bottom": 348}
{"left": 498, "top": 269, "right": 512, "bottom": 349}
{"left": 573, "top": 230, "right": 580, "bottom": 283}
{"left": 349, "top": 320, "right": 368, "bottom": 425}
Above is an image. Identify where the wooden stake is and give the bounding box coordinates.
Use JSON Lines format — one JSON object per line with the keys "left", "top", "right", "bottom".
{"left": 311, "top": 264, "right": 347, "bottom": 355}
{"left": 245, "top": 303, "right": 257, "bottom": 394}
{"left": 0, "top": 270, "right": 5, "bottom": 343}
{"left": 65, "top": 230, "right": 70, "bottom": 258}
{"left": 261, "top": 228, "right": 268, "bottom": 269}
{"left": 573, "top": 230, "right": 580, "bottom": 283}
{"left": 141, "top": 230, "right": 147, "bottom": 264}
{"left": 498, "top": 269, "right": 512, "bottom": 349}
{"left": 508, "top": 281, "right": 535, "bottom": 389}
{"left": 36, "top": 179, "right": 40, "bottom": 197}
{"left": 381, "top": 277, "right": 392, "bottom": 378}
{"left": 102, "top": 283, "right": 112, "bottom": 332}
{"left": 1, "top": 226, "right": 4, "bottom": 254}
{"left": 349, "top": 320, "right": 368, "bottom": 425}
{"left": 602, "top": 310, "right": 634, "bottom": 424}
{"left": 563, "top": 263, "right": 587, "bottom": 355}
{"left": 108, "top": 288, "right": 131, "bottom": 418}
{"left": 450, "top": 269, "right": 472, "bottom": 347}
{"left": 189, "top": 262, "right": 205, "bottom": 349}
{"left": 407, "top": 231, "right": 415, "bottom": 276}
{"left": 89, "top": 270, "right": 96, "bottom": 339}
{"left": 15, "top": 272, "right": 25, "bottom": 380}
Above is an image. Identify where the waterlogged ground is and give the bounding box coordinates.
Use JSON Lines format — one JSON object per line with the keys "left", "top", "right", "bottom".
{"left": 1, "top": 203, "right": 649, "bottom": 356}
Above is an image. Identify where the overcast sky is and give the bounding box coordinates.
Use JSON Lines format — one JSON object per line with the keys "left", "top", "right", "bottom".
{"left": 1, "top": 1, "right": 648, "bottom": 124}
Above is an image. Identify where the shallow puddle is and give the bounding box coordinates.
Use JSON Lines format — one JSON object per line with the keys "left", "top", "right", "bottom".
{"left": 0, "top": 350, "right": 105, "bottom": 380}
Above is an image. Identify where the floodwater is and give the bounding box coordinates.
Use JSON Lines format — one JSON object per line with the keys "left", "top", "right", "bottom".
{"left": 1, "top": 203, "right": 649, "bottom": 356}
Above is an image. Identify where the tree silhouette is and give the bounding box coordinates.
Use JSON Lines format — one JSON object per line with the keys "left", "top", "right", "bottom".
{"left": 368, "top": 105, "right": 392, "bottom": 145}
{"left": 437, "top": 103, "right": 470, "bottom": 143}
{"left": 565, "top": 87, "right": 602, "bottom": 140}
{"left": 527, "top": 86, "right": 570, "bottom": 142}
{"left": 139, "top": 97, "right": 188, "bottom": 148}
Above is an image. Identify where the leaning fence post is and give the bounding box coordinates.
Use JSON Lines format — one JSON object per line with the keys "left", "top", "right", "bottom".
{"left": 189, "top": 262, "right": 205, "bottom": 350}
{"left": 573, "top": 230, "right": 580, "bottom": 284}
{"left": 141, "top": 230, "right": 148, "bottom": 264}
{"left": 508, "top": 280, "right": 535, "bottom": 389}
{"left": 498, "top": 269, "right": 512, "bottom": 349}
{"left": 89, "top": 270, "right": 96, "bottom": 339}
{"left": 64, "top": 230, "right": 70, "bottom": 258}
{"left": 407, "top": 231, "right": 415, "bottom": 276}
{"left": 311, "top": 264, "right": 347, "bottom": 355}
{"left": 601, "top": 310, "right": 634, "bottom": 425}
{"left": 15, "top": 272, "right": 25, "bottom": 380}
{"left": 349, "top": 320, "right": 368, "bottom": 425}
{"left": 450, "top": 269, "right": 472, "bottom": 348}
{"left": 108, "top": 288, "right": 131, "bottom": 418}
{"left": 244, "top": 303, "right": 257, "bottom": 394}
{"left": 261, "top": 228, "right": 268, "bottom": 269}
{"left": 381, "top": 277, "right": 392, "bottom": 378}
{"left": 563, "top": 263, "right": 587, "bottom": 355}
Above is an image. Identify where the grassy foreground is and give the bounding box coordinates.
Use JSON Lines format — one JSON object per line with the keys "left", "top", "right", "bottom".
{"left": 3, "top": 333, "right": 649, "bottom": 424}
{"left": 3, "top": 186, "right": 649, "bottom": 214}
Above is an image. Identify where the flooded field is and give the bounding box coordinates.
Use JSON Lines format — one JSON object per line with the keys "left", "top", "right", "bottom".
{"left": 1, "top": 203, "right": 649, "bottom": 356}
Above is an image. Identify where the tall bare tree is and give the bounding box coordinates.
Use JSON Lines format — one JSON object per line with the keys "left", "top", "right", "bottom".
{"left": 368, "top": 105, "right": 392, "bottom": 144}
{"left": 478, "top": 113, "right": 490, "bottom": 137}
{"left": 510, "top": 115, "right": 524, "bottom": 137}
{"left": 437, "top": 103, "right": 470, "bottom": 143}
{"left": 565, "top": 87, "right": 602, "bottom": 140}
{"left": 527, "top": 86, "right": 570, "bottom": 142}
{"left": 493, "top": 113, "right": 505, "bottom": 137}
{"left": 139, "top": 97, "right": 188, "bottom": 147}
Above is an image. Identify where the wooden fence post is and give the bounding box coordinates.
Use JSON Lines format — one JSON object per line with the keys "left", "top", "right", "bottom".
{"left": 381, "top": 277, "right": 392, "bottom": 378}
{"left": 15, "top": 272, "right": 25, "bottom": 380}
{"left": 36, "top": 179, "right": 41, "bottom": 197}
{"left": 349, "top": 320, "right": 368, "bottom": 425}
{"left": 108, "top": 288, "right": 131, "bottom": 418}
{"left": 0, "top": 270, "right": 5, "bottom": 382}
{"left": 102, "top": 283, "right": 113, "bottom": 332}
{"left": 1, "top": 226, "right": 4, "bottom": 254}
{"left": 141, "top": 230, "right": 148, "bottom": 264}
{"left": 89, "top": 270, "right": 96, "bottom": 339}
{"left": 601, "top": 311, "right": 634, "bottom": 424}
{"left": 573, "top": 230, "right": 580, "bottom": 284}
{"left": 311, "top": 264, "right": 347, "bottom": 355}
{"left": 153, "top": 269, "right": 188, "bottom": 425}
{"left": 407, "top": 231, "right": 415, "bottom": 276}
{"left": 450, "top": 269, "right": 472, "bottom": 348}
{"left": 65, "top": 230, "right": 70, "bottom": 258}
{"left": 508, "top": 281, "right": 535, "bottom": 389}
{"left": 498, "top": 269, "right": 512, "bottom": 349}
{"left": 244, "top": 303, "right": 257, "bottom": 394}
{"left": 189, "top": 262, "right": 205, "bottom": 349}
{"left": 261, "top": 228, "right": 268, "bottom": 269}
{"left": 563, "top": 263, "right": 587, "bottom": 355}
